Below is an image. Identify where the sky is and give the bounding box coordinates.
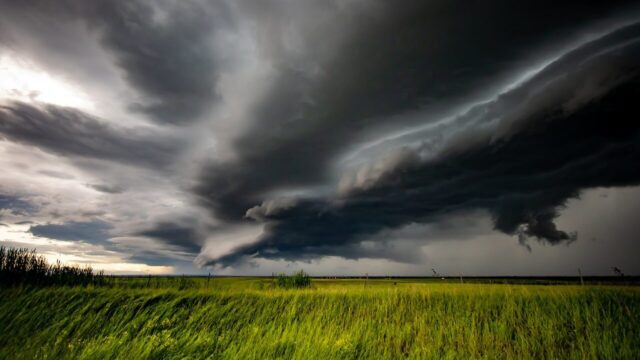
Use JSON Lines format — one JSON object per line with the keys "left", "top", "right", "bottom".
{"left": 1, "top": 1, "right": 640, "bottom": 276}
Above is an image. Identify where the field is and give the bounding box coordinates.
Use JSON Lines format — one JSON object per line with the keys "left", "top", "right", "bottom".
{"left": 0, "top": 278, "right": 638, "bottom": 359}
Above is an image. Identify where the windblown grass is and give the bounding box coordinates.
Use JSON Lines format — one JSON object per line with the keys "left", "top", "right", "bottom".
{"left": 0, "top": 279, "right": 638, "bottom": 359}
{"left": 0, "top": 246, "right": 104, "bottom": 287}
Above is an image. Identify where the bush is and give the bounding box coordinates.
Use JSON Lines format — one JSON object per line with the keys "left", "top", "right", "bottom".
{"left": 274, "top": 270, "right": 311, "bottom": 289}
{"left": 0, "top": 246, "right": 104, "bottom": 287}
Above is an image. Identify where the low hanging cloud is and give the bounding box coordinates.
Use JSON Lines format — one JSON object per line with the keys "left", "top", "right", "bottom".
{"left": 195, "top": 0, "right": 640, "bottom": 221}
{"left": 206, "top": 21, "right": 640, "bottom": 267}
{"left": 136, "top": 222, "right": 203, "bottom": 255}
{"left": 0, "top": 101, "right": 182, "bottom": 168}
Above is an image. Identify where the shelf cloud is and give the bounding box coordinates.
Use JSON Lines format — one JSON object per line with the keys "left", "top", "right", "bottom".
{"left": 1, "top": 0, "right": 639, "bottom": 274}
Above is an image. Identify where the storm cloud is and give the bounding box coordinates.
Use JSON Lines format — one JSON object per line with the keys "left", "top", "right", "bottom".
{"left": 195, "top": 0, "right": 640, "bottom": 221}
{"left": 0, "top": 0, "right": 232, "bottom": 125}
{"left": 84, "top": 1, "right": 232, "bottom": 124}
{"left": 1, "top": 1, "right": 640, "bottom": 274}
{"left": 136, "top": 222, "right": 203, "bottom": 255}
{"left": 207, "top": 20, "right": 640, "bottom": 266}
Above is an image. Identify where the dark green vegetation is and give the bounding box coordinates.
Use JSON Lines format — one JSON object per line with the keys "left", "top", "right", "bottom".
{"left": 275, "top": 270, "right": 312, "bottom": 289}
{"left": 0, "top": 246, "right": 104, "bottom": 287}
{"left": 0, "top": 278, "right": 638, "bottom": 359}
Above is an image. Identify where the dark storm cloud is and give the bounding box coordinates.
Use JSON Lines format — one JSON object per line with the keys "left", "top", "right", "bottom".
{"left": 84, "top": 1, "right": 231, "bottom": 124}
{"left": 0, "top": 0, "right": 232, "bottom": 125}
{"left": 207, "top": 22, "right": 640, "bottom": 266}
{"left": 196, "top": 0, "right": 640, "bottom": 221}
{"left": 30, "top": 220, "right": 111, "bottom": 245}
{"left": 0, "top": 101, "right": 181, "bottom": 168}
{"left": 136, "top": 222, "right": 202, "bottom": 255}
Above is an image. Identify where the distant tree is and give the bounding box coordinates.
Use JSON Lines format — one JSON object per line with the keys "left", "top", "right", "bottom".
{"left": 612, "top": 267, "right": 624, "bottom": 277}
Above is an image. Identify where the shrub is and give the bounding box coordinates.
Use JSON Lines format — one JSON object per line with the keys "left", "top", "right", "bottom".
{"left": 274, "top": 270, "right": 311, "bottom": 289}
{"left": 0, "top": 246, "right": 104, "bottom": 287}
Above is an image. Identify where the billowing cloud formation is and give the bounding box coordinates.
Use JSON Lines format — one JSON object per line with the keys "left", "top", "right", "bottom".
{"left": 207, "top": 21, "right": 640, "bottom": 266}
{"left": 1, "top": 1, "right": 640, "bottom": 274}
{"left": 195, "top": 1, "right": 640, "bottom": 220}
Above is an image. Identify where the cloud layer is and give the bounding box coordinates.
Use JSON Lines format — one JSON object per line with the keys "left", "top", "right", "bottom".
{"left": 1, "top": 0, "right": 639, "bottom": 274}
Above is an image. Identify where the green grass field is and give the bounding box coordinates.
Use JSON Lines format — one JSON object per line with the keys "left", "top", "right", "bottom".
{"left": 0, "top": 278, "right": 638, "bottom": 359}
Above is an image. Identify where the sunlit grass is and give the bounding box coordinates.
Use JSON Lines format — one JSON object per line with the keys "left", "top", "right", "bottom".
{"left": 0, "top": 278, "right": 638, "bottom": 359}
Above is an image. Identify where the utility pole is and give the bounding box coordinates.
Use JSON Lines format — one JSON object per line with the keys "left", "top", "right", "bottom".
{"left": 578, "top": 268, "right": 584, "bottom": 286}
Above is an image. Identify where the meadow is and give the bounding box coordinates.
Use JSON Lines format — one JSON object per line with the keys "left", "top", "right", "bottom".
{"left": 0, "top": 277, "right": 638, "bottom": 359}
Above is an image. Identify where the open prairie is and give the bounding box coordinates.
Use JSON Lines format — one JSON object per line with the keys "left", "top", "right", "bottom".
{"left": 1, "top": 278, "right": 638, "bottom": 359}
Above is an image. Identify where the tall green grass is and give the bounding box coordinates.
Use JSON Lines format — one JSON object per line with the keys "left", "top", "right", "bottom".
{"left": 0, "top": 246, "right": 104, "bottom": 287}
{"left": 0, "top": 280, "right": 638, "bottom": 359}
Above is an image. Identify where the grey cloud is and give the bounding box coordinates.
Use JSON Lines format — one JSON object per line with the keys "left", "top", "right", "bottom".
{"left": 0, "top": 101, "right": 182, "bottom": 168}
{"left": 245, "top": 197, "right": 300, "bottom": 222}
{"left": 86, "top": 184, "right": 125, "bottom": 194}
{"left": 0, "top": 194, "right": 33, "bottom": 211}
{"left": 84, "top": 1, "right": 232, "bottom": 124}
{"left": 136, "top": 222, "right": 202, "bottom": 255}
{"left": 196, "top": 0, "right": 639, "bottom": 221}
{"left": 206, "top": 24, "right": 640, "bottom": 266}
{"left": 29, "top": 220, "right": 112, "bottom": 245}
{"left": 344, "top": 22, "right": 640, "bottom": 193}
{"left": 127, "top": 252, "right": 194, "bottom": 266}
{"left": 0, "top": 194, "right": 36, "bottom": 216}
{"left": 0, "top": 0, "right": 232, "bottom": 125}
